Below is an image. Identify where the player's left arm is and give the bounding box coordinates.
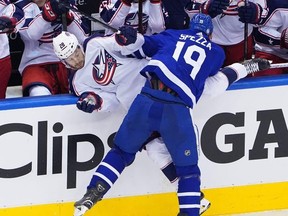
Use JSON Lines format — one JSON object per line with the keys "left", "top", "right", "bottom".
{"left": 113, "top": 25, "right": 162, "bottom": 57}
{"left": 0, "top": 3, "right": 25, "bottom": 33}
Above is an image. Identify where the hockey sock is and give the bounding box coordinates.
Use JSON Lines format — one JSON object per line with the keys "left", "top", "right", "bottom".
{"left": 88, "top": 146, "right": 136, "bottom": 193}
{"left": 176, "top": 165, "right": 201, "bottom": 216}
{"left": 0, "top": 56, "right": 12, "bottom": 99}
{"left": 162, "top": 162, "right": 178, "bottom": 183}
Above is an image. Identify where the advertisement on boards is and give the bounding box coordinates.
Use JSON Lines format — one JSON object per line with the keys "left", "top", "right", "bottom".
{"left": 1, "top": 83, "right": 288, "bottom": 208}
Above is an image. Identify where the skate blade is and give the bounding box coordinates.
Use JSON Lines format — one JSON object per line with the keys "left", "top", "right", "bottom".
{"left": 200, "top": 198, "right": 211, "bottom": 215}
{"left": 74, "top": 206, "right": 89, "bottom": 216}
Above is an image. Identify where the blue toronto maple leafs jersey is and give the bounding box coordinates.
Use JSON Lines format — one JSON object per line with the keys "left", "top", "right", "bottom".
{"left": 135, "top": 28, "right": 225, "bottom": 108}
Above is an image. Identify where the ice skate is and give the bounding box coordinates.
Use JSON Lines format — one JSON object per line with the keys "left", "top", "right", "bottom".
{"left": 74, "top": 205, "right": 89, "bottom": 216}
{"left": 200, "top": 197, "right": 211, "bottom": 215}
{"left": 200, "top": 192, "right": 211, "bottom": 215}
{"left": 74, "top": 181, "right": 107, "bottom": 216}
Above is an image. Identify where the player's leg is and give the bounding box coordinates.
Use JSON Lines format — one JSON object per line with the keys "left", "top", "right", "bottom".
{"left": 74, "top": 146, "right": 137, "bottom": 216}
{"left": 145, "top": 137, "right": 178, "bottom": 183}
{"left": 0, "top": 56, "right": 12, "bottom": 99}
{"left": 160, "top": 103, "right": 201, "bottom": 216}
{"left": 22, "top": 64, "right": 53, "bottom": 96}
{"left": 221, "top": 34, "right": 254, "bottom": 67}
{"left": 146, "top": 130, "right": 210, "bottom": 214}
{"left": 74, "top": 94, "right": 153, "bottom": 216}
{"left": 51, "top": 62, "right": 69, "bottom": 94}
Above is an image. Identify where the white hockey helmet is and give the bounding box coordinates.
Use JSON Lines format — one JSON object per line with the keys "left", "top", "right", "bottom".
{"left": 53, "top": 31, "right": 79, "bottom": 60}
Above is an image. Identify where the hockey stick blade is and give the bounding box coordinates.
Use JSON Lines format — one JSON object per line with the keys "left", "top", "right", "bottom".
{"left": 270, "top": 63, "right": 288, "bottom": 69}
{"left": 57, "top": 1, "right": 120, "bottom": 33}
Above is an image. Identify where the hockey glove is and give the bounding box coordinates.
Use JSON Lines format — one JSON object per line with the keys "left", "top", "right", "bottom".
{"left": 201, "top": 0, "right": 230, "bottom": 18}
{"left": 0, "top": 16, "right": 17, "bottom": 33}
{"left": 66, "top": 11, "right": 74, "bottom": 26}
{"left": 280, "top": 28, "right": 288, "bottom": 49}
{"left": 42, "top": 0, "right": 69, "bottom": 22}
{"left": 53, "top": 11, "right": 74, "bottom": 25}
{"left": 237, "top": 1, "right": 263, "bottom": 24}
{"left": 241, "top": 58, "right": 270, "bottom": 74}
{"left": 76, "top": 92, "right": 103, "bottom": 113}
{"left": 115, "top": 26, "right": 137, "bottom": 46}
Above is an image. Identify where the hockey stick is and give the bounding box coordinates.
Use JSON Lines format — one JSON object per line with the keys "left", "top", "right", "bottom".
{"left": 270, "top": 63, "right": 288, "bottom": 69}
{"left": 243, "top": 0, "right": 248, "bottom": 60}
{"left": 138, "top": 0, "right": 143, "bottom": 34}
{"left": 57, "top": 1, "right": 120, "bottom": 33}
{"left": 62, "top": 13, "right": 67, "bottom": 31}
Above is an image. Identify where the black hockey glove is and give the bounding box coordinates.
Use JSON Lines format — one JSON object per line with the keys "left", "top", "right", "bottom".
{"left": 42, "top": 0, "right": 69, "bottom": 22}
{"left": 115, "top": 26, "right": 137, "bottom": 46}
{"left": 0, "top": 16, "right": 17, "bottom": 33}
{"left": 76, "top": 92, "right": 103, "bottom": 113}
{"left": 237, "top": 1, "right": 263, "bottom": 24}
{"left": 201, "top": 0, "right": 230, "bottom": 18}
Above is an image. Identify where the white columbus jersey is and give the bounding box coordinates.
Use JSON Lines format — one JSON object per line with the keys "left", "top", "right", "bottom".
{"left": 72, "top": 34, "right": 148, "bottom": 113}
{"left": 16, "top": 0, "right": 88, "bottom": 73}
{"left": 185, "top": 0, "right": 268, "bottom": 45}
{"left": 99, "top": 0, "right": 165, "bottom": 36}
{"left": 254, "top": 0, "right": 288, "bottom": 60}
{"left": 0, "top": 0, "right": 24, "bottom": 59}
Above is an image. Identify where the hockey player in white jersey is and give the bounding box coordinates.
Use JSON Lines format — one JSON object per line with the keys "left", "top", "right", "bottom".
{"left": 15, "top": 0, "right": 89, "bottom": 96}
{"left": 53, "top": 30, "right": 211, "bottom": 215}
{"left": 99, "top": 0, "right": 166, "bottom": 35}
{"left": 0, "top": 0, "right": 24, "bottom": 98}
{"left": 253, "top": 0, "right": 288, "bottom": 76}
{"left": 184, "top": 0, "right": 268, "bottom": 66}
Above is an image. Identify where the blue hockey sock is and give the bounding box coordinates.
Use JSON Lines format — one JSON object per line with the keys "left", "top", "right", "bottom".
{"left": 162, "top": 162, "right": 178, "bottom": 183}
{"left": 176, "top": 165, "right": 201, "bottom": 216}
{"left": 88, "top": 147, "right": 136, "bottom": 193}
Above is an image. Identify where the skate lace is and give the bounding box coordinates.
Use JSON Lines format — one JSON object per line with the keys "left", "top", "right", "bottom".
{"left": 245, "top": 61, "right": 260, "bottom": 74}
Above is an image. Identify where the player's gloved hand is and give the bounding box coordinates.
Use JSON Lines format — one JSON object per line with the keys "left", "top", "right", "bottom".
{"left": 200, "top": 0, "right": 230, "bottom": 18}
{"left": 115, "top": 26, "right": 137, "bottom": 45}
{"left": 76, "top": 92, "right": 103, "bottom": 113}
{"left": 237, "top": 1, "right": 263, "bottom": 24}
{"left": 280, "top": 28, "right": 288, "bottom": 49}
{"left": 0, "top": 16, "right": 17, "bottom": 33}
{"left": 42, "top": 0, "right": 69, "bottom": 22}
{"left": 241, "top": 58, "right": 270, "bottom": 74}
{"left": 53, "top": 11, "right": 74, "bottom": 25}
{"left": 66, "top": 11, "right": 74, "bottom": 25}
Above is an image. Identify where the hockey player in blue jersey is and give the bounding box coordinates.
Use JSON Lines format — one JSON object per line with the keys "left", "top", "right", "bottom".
{"left": 73, "top": 13, "right": 270, "bottom": 216}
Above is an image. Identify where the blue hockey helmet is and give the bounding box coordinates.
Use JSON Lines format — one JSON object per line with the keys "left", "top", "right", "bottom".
{"left": 190, "top": 13, "right": 213, "bottom": 36}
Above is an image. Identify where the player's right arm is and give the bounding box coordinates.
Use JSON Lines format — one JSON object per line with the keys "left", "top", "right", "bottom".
{"left": 202, "top": 58, "right": 271, "bottom": 99}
